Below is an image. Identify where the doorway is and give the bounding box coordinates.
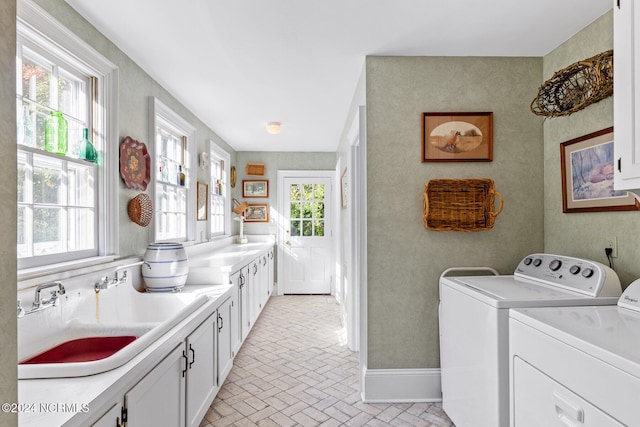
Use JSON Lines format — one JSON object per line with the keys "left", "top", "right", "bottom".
{"left": 278, "top": 171, "right": 334, "bottom": 294}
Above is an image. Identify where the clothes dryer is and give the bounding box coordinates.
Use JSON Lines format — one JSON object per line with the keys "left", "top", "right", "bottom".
{"left": 509, "top": 279, "right": 640, "bottom": 427}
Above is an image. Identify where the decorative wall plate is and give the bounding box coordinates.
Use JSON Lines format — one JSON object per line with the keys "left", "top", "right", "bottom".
{"left": 120, "top": 136, "right": 151, "bottom": 190}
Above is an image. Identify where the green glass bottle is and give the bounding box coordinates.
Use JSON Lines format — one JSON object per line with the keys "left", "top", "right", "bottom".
{"left": 79, "top": 128, "right": 97, "bottom": 162}
{"left": 44, "top": 111, "right": 58, "bottom": 153}
{"left": 56, "top": 112, "right": 68, "bottom": 156}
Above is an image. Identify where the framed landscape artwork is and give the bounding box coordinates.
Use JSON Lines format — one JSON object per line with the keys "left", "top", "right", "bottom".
{"left": 422, "top": 112, "right": 493, "bottom": 162}
{"left": 244, "top": 204, "right": 269, "bottom": 222}
{"left": 560, "top": 127, "right": 640, "bottom": 213}
{"left": 242, "top": 180, "right": 269, "bottom": 198}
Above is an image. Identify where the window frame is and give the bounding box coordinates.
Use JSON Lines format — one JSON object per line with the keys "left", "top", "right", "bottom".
{"left": 17, "top": 0, "right": 119, "bottom": 276}
{"left": 209, "top": 140, "right": 231, "bottom": 238}
{"left": 149, "top": 97, "right": 196, "bottom": 244}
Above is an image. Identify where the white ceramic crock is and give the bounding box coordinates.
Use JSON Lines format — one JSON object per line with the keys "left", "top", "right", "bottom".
{"left": 142, "top": 242, "right": 188, "bottom": 292}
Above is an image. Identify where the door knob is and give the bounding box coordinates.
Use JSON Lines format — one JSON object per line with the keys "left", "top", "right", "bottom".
{"left": 285, "top": 241, "right": 290, "bottom": 245}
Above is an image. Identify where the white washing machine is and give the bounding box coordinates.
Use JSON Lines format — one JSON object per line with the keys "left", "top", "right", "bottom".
{"left": 439, "top": 253, "right": 622, "bottom": 427}
{"left": 509, "top": 280, "right": 640, "bottom": 427}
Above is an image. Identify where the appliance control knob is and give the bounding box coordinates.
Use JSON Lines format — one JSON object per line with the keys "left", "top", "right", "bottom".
{"left": 523, "top": 257, "right": 533, "bottom": 266}
{"left": 569, "top": 265, "right": 581, "bottom": 275}
{"left": 549, "top": 260, "right": 562, "bottom": 271}
{"left": 582, "top": 268, "right": 594, "bottom": 278}
{"left": 533, "top": 258, "right": 542, "bottom": 267}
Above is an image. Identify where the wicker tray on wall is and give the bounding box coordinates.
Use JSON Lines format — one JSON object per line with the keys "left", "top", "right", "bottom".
{"left": 423, "top": 178, "right": 503, "bottom": 231}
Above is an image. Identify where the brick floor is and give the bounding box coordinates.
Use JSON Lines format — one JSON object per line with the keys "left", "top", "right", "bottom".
{"left": 200, "top": 295, "right": 454, "bottom": 427}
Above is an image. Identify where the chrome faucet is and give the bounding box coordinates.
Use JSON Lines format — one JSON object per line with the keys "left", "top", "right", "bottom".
{"left": 94, "top": 276, "right": 112, "bottom": 292}
{"left": 18, "top": 281, "right": 66, "bottom": 316}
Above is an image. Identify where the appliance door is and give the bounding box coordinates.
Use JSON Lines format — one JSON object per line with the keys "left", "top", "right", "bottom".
{"left": 513, "top": 358, "right": 624, "bottom": 427}
{"left": 440, "top": 282, "right": 509, "bottom": 427}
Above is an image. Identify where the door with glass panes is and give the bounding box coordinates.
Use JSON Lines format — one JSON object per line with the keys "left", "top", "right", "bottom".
{"left": 282, "top": 177, "right": 332, "bottom": 294}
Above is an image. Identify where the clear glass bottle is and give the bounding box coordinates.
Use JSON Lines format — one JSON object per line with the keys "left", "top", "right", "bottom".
{"left": 79, "top": 128, "right": 97, "bottom": 162}
{"left": 17, "top": 105, "right": 34, "bottom": 147}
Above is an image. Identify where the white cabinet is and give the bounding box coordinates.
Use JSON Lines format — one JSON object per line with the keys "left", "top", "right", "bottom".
{"left": 185, "top": 314, "right": 217, "bottom": 427}
{"left": 267, "top": 249, "right": 275, "bottom": 296}
{"left": 614, "top": 0, "right": 640, "bottom": 192}
{"left": 91, "top": 402, "right": 122, "bottom": 427}
{"left": 125, "top": 343, "right": 186, "bottom": 427}
{"left": 217, "top": 296, "right": 234, "bottom": 386}
{"left": 123, "top": 314, "right": 217, "bottom": 427}
{"left": 257, "top": 255, "right": 268, "bottom": 309}
{"left": 232, "top": 266, "right": 250, "bottom": 343}
{"left": 249, "top": 259, "right": 260, "bottom": 326}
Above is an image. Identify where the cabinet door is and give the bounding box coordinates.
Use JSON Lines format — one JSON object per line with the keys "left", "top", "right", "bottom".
{"left": 217, "top": 298, "right": 233, "bottom": 386}
{"left": 513, "top": 358, "right": 624, "bottom": 427}
{"left": 91, "top": 402, "right": 121, "bottom": 427}
{"left": 239, "top": 266, "right": 250, "bottom": 341}
{"left": 249, "top": 260, "right": 259, "bottom": 325}
{"left": 125, "top": 344, "right": 186, "bottom": 427}
{"left": 268, "top": 249, "right": 275, "bottom": 296}
{"left": 230, "top": 285, "right": 240, "bottom": 355}
{"left": 186, "top": 314, "right": 217, "bottom": 427}
{"left": 614, "top": 0, "right": 640, "bottom": 190}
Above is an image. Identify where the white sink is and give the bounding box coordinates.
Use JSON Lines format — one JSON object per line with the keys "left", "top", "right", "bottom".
{"left": 18, "top": 285, "right": 209, "bottom": 379}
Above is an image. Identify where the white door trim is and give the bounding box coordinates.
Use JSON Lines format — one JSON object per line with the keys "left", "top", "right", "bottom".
{"left": 355, "top": 105, "right": 368, "bottom": 396}
{"left": 277, "top": 170, "right": 336, "bottom": 296}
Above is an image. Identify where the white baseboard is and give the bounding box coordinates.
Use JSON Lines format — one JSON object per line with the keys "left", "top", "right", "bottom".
{"left": 362, "top": 368, "right": 442, "bottom": 403}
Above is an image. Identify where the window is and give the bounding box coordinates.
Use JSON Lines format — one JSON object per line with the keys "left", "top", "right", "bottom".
{"left": 209, "top": 141, "right": 230, "bottom": 237}
{"left": 17, "top": 2, "right": 118, "bottom": 271}
{"left": 151, "top": 98, "right": 196, "bottom": 242}
{"left": 290, "top": 183, "right": 325, "bottom": 237}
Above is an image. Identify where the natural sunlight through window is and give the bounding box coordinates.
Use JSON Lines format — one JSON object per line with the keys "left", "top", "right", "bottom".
{"left": 16, "top": 4, "right": 118, "bottom": 271}
{"left": 151, "top": 98, "right": 196, "bottom": 243}
{"left": 209, "top": 140, "right": 230, "bottom": 237}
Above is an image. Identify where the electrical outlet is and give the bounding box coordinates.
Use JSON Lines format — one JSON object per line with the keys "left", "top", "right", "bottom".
{"left": 605, "top": 236, "right": 618, "bottom": 258}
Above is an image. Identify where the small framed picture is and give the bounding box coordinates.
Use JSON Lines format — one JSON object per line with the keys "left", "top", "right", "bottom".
{"left": 196, "top": 181, "right": 208, "bottom": 221}
{"left": 560, "top": 127, "right": 640, "bottom": 213}
{"left": 422, "top": 112, "right": 493, "bottom": 162}
{"left": 244, "top": 204, "right": 269, "bottom": 222}
{"left": 242, "top": 180, "right": 269, "bottom": 198}
{"left": 341, "top": 168, "right": 348, "bottom": 209}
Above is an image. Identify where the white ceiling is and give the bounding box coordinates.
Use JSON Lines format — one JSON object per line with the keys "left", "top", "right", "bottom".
{"left": 64, "top": 0, "right": 611, "bottom": 152}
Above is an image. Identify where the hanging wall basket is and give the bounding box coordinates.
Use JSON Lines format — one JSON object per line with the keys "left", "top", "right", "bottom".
{"left": 128, "top": 193, "right": 153, "bottom": 227}
{"left": 530, "top": 50, "right": 613, "bottom": 118}
{"left": 423, "top": 178, "right": 503, "bottom": 231}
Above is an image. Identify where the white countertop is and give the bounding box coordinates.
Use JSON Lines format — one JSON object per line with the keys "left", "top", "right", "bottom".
{"left": 186, "top": 240, "right": 274, "bottom": 285}
{"left": 18, "top": 237, "right": 275, "bottom": 426}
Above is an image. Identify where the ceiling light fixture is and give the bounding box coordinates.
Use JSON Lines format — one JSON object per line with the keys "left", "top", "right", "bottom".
{"left": 266, "top": 122, "right": 281, "bottom": 135}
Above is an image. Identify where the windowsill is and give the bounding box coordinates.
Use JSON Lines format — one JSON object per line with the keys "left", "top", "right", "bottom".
{"left": 18, "top": 255, "right": 125, "bottom": 290}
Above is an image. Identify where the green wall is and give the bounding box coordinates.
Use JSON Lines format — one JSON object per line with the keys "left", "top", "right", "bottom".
{"left": 543, "top": 11, "right": 640, "bottom": 287}
{"left": 365, "top": 56, "right": 544, "bottom": 368}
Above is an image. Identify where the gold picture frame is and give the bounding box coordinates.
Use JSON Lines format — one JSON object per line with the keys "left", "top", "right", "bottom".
{"left": 197, "top": 181, "right": 208, "bottom": 221}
